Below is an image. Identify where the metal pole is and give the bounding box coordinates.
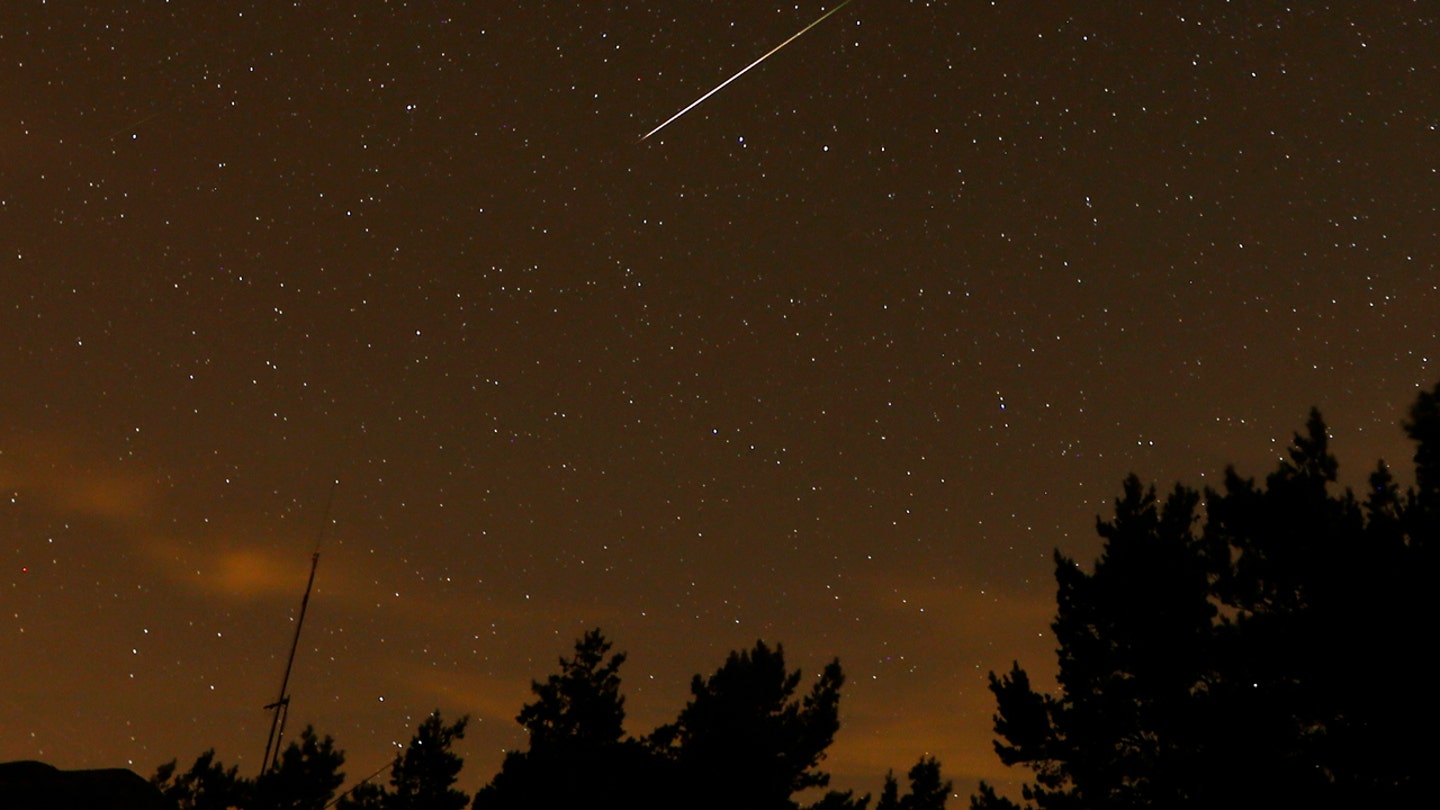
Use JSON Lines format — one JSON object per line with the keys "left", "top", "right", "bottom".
{"left": 262, "top": 550, "right": 318, "bottom": 772}
{"left": 259, "top": 481, "right": 337, "bottom": 774}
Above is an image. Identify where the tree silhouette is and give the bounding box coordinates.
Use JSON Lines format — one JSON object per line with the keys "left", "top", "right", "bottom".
{"left": 649, "top": 640, "right": 844, "bottom": 810}
{"left": 802, "top": 754, "right": 953, "bottom": 810}
{"left": 153, "top": 749, "right": 248, "bottom": 810}
{"left": 337, "top": 711, "right": 469, "bottom": 810}
{"left": 1407, "top": 384, "right": 1440, "bottom": 499}
{"left": 875, "top": 756, "right": 951, "bottom": 810}
{"left": 518, "top": 628, "right": 627, "bottom": 753}
{"left": 146, "top": 629, "right": 956, "bottom": 810}
{"left": 807, "top": 788, "right": 872, "bottom": 810}
{"left": 1198, "top": 402, "right": 1433, "bottom": 803}
{"left": 473, "top": 629, "right": 665, "bottom": 810}
{"left": 151, "top": 727, "right": 344, "bottom": 810}
{"left": 251, "top": 726, "right": 345, "bottom": 810}
{"left": 972, "top": 385, "right": 1440, "bottom": 809}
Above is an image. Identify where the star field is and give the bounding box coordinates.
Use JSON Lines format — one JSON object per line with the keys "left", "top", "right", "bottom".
{"left": 2, "top": 0, "right": 1437, "bottom": 800}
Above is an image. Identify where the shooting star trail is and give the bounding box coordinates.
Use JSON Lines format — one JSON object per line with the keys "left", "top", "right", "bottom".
{"left": 639, "top": 0, "right": 856, "bottom": 142}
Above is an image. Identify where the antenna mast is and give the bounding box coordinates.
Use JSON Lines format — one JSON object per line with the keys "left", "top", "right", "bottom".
{"left": 260, "top": 481, "right": 337, "bottom": 773}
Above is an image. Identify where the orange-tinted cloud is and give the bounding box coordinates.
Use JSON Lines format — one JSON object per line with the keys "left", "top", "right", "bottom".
{"left": 0, "top": 432, "right": 158, "bottom": 521}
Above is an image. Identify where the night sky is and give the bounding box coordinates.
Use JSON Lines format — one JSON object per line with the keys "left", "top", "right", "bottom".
{"left": 3, "top": 0, "right": 1437, "bottom": 801}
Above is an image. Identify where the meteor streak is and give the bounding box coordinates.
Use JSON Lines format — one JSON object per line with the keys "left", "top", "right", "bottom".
{"left": 639, "top": 0, "right": 856, "bottom": 142}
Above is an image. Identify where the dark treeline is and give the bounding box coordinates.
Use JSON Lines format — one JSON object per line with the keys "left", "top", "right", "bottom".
{"left": 149, "top": 635, "right": 945, "bottom": 810}
{"left": 973, "top": 384, "right": 1439, "bottom": 809}
{"left": 141, "top": 383, "right": 1438, "bottom": 810}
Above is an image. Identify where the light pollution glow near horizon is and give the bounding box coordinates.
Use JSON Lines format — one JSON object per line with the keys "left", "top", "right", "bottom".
{"left": 3, "top": 0, "right": 1437, "bottom": 802}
